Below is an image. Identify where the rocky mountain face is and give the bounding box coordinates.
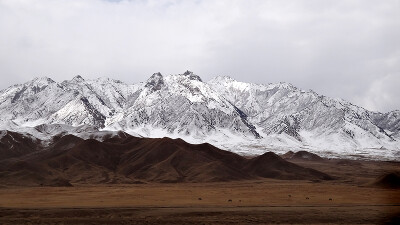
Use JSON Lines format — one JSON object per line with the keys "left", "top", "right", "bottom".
{"left": 0, "top": 71, "right": 399, "bottom": 160}
{"left": 208, "top": 77, "right": 399, "bottom": 152}
{"left": 112, "top": 71, "right": 259, "bottom": 138}
{"left": 0, "top": 76, "right": 140, "bottom": 128}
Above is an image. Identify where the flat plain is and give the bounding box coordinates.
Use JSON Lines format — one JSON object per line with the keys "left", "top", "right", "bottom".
{"left": 0, "top": 158, "right": 399, "bottom": 224}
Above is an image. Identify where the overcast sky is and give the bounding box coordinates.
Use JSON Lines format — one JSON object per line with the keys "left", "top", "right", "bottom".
{"left": 0, "top": 0, "right": 399, "bottom": 112}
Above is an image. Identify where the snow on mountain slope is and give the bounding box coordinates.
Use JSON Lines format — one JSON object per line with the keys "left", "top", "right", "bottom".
{"left": 371, "top": 110, "right": 400, "bottom": 139}
{"left": 0, "top": 75, "right": 141, "bottom": 128}
{"left": 107, "top": 71, "right": 259, "bottom": 138}
{"left": 0, "top": 77, "right": 82, "bottom": 126}
{"left": 208, "top": 76, "right": 399, "bottom": 159}
{"left": 0, "top": 71, "right": 399, "bottom": 160}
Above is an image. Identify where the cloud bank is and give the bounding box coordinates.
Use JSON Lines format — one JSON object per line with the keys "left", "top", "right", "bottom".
{"left": 0, "top": 0, "right": 399, "bottom": 112}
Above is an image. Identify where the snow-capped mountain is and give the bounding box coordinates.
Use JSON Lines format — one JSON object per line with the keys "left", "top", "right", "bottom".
{"left": 371, "top": 110, "right": 400, "bottom": 139}
{"left": 208, "top": 76, "right": 398, "bottom": 152}
{"left": 110, "top": 71, "right": 259, "bottom": 139}
{"left": 0, "top": 71, "right": 399, "bottom": 160}
{"left": 0, "top": 75, "right": 140, "bottom": 128}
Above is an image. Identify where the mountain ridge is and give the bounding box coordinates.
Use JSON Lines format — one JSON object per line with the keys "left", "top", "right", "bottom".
{"left": 0, "top": 71, "right": 399, "bottom": 160}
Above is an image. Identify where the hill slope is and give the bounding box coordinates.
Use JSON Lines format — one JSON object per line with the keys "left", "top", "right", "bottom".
{"left": 0, "top": 133, "right": 331, "bottom": 186}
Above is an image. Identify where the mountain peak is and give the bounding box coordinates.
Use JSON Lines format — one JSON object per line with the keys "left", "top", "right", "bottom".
{"left": 183, "top": 70, "right": 192, "bottom": 75}
{"left": 72, "top": 75, "right": 85, "bottom": 82}
{"left": 93, "top": 77, "right": 123, "bottom": 84}
{"left": 210, "top": 76, "right": 237, "bottom": 83}
{"left": 145, "top": 72, "right": 164, "bottom": 91}
{"left": 268, "top": 82, "right": 296, "bottom": 90}
{"left": 153, "top": 72, "right": 162, "bottom": 77}
{"left": 27, "top": 77, "right": 55, "bottom": 90}
{"left": 181, "top": 70, "right": 202, "bottom": 82}
{"left": 31, "top": 76, "right": 55, "bottom": 84}
{"left": 8, "top": 77, "right": 55, "bottom": 103}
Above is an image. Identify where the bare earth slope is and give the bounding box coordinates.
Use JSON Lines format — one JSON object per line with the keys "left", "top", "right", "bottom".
{"left": 0, "top": 133, "right": 332, "bottom": 186}
{"left": 0, "top": 142, "right": 399, "bottom": 224}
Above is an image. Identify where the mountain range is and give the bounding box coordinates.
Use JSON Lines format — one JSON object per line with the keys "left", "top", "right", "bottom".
{"left": 0, "top": 71, "right": 399, "bottom": 160}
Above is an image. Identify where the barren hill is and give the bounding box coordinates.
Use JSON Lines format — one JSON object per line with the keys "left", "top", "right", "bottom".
{"left": 0, "top": 132, "right": 331, "bottom": 186}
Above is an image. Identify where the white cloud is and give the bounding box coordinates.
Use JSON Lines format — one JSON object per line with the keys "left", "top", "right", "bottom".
{"left": 0, "top": 0, "right": 399, "bottom": 112}
{"left": 355, "top": 73, "right": 400, "bottom": 112}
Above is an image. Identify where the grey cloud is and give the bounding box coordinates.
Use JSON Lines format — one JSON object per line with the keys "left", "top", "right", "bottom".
{"left": 0, "top": 0, "right": 399, "bottom": 112}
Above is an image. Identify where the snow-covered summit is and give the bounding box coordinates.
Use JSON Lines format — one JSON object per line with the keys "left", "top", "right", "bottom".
{"left": 71, "top": 75, "right": 85, "bottom": 82}
{"left": 145, "top": 72, "right": 164, "bottom": 91}
{"left": 0, "top": 71, "right": 399, "bottom": 160}
{"left": 31, "top": 76, "right": 56, "bottom": 85}
{"left": 181, "top": 70, "right": 203, "bottom": 82}
{"left": 112, "top": 71, "right": 259, "bottom": 138}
